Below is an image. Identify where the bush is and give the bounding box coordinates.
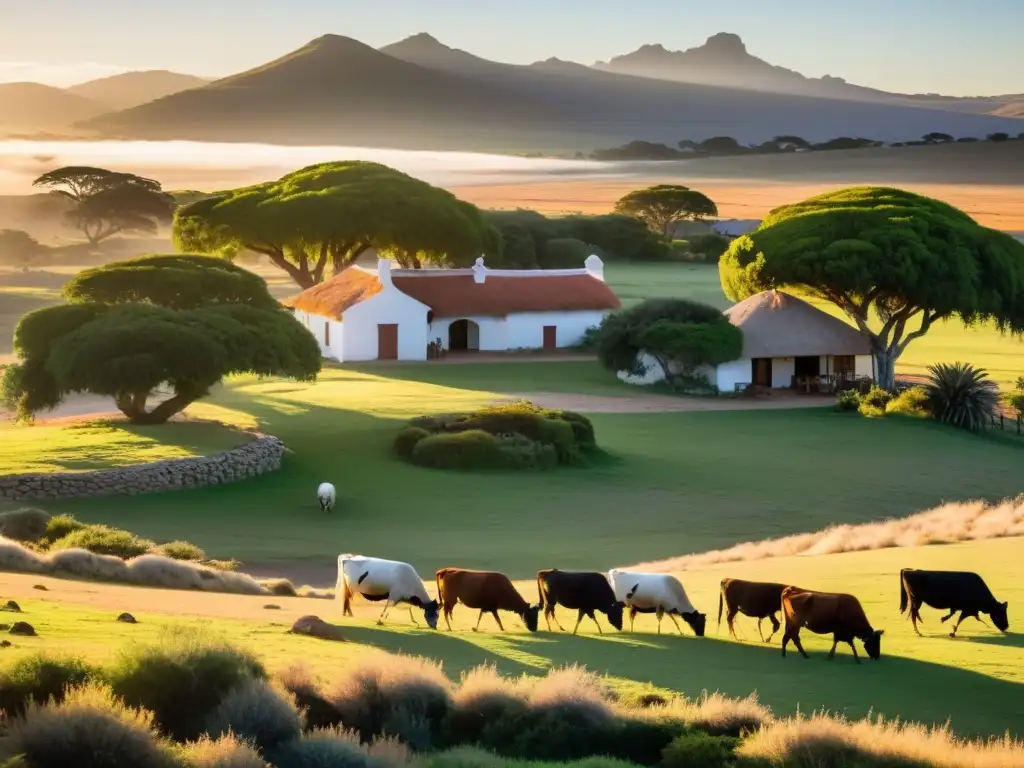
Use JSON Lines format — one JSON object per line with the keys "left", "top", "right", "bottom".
{"left": 106, "top": 630, "right": 267, "bottom": 741}
{"left": 179, "top": 733, "right": 270, "bottom": 768}
{"left": 857, "top": 386, "right": 892, "bottom": 418}
{"left": 688, "top": 234, "right": 731, "bottom": 264}
{"left": 660, "top": 731, "right": 739, "bottom": 768}
{"left": 158, "top": 540, "right": 207, "bottom": 561}
{"left": 48, "top": 524, "right": 155, "bottom": 559}
{"left": 268, "top": 729, "right": 377, "bottom": 768}
{"left": 446, "top": 666, "right": 530, "bottom": 747}
{"left": 542, "top": 237, "right": 592, "bottom": 268}
{"left": 278, "top": 665, "right": 341, "bottom": 731}
{"left": 494, "top": 433, "right": 559, "bottom": 470}
{"left": 41, "top": 514, "right": 87, "bottom": 544}
{"left": 0, "top": 507, "right": 51, "bottom": 542}
{"left": 393, "top": 426, "right": 431, "bottom": 459}
{"left": 833, "top": 390, "right": 860, "bottom": 412}
{"left": 925, "top": 362, "right": 999, "bottom": 432}
{"left": 1, "top": 683, "right": 177, "bottom": 768}
{"left": 204, "top": 680, "right": 304, "bottom": 754}
{"left": 411, "top": 430, "right": 505, "bottom": 471}
{"left": 886, "top": 385, "right": 931, "bottom": 417}
{"left": 0, "top": 654, "right": 99, "bottom": 717}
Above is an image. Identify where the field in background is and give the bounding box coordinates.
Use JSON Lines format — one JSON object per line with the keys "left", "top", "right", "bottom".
{"left": 0, "top": 536, "right": 1020, "bottom": 739}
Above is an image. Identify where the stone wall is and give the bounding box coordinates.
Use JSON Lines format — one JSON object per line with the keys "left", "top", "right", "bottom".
{"left": 0, "top": 434, "right": 285, "bottom": 501}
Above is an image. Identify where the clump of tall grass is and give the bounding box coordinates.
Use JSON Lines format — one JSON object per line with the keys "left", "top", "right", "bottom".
{"left": 106, "top": 628, "right": 266, "bottom": 741}
{"left": 630, "top": 495, "right": 1024, "bottom": 572}
{"left": 738, "top": 712, "right": 1024, "bottom": 768}
{"left": 0, "top": 653, "right": 99, "bottom": 717}
{"left": 640, "top": 692, "right": 773, "bottom": 738}
{"left": 204, "top": 679, "right": 304, "bottom": 753}
{"left": 179, "top": 733, "right": 271, "bottom": 768}
{"left": 278, "top": 664, "right": 341, "bottom": 731}
{"left": 268, "top": 726, "right": 404, "bottom": 768}
{"left": 0, "top": 507, "right": 51, "bottom": 542}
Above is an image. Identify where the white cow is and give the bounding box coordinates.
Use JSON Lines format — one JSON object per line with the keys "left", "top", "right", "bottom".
{"left": 337, "top": 554, "right": 440, "bottom": 629}
{"left": 317, "top": 483, "right": 336, "bottom": 513}
{"left": 607, "top": 569, "right": 707, "bottom": 636}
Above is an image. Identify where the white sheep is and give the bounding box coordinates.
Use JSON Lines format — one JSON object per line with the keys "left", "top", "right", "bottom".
{"left": 317, "top": 482, "right": 336, "bottom": 513}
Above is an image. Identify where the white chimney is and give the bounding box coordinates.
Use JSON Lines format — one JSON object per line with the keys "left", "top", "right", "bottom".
{"left": 584, "top": 254, "right": 605, "bottom": 282}
{"left": 472, "top": 256, "right": 487, "bottom": 284}
{"left": 377, "top": 257, "right": 393, "bottom": 287}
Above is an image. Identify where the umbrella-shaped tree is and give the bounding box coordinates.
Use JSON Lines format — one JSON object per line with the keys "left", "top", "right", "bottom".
{"left": 614, "top": 184, "right": 718, "bottom": 238}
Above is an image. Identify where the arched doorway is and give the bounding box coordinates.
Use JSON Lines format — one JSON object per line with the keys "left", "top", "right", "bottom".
{"left": 448, "top": 319, "right": 480, "bottom": 352}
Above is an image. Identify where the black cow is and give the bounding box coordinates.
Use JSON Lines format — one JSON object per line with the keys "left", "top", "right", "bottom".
{"left": 900, "top": 569, "right": 1009, "bottom": 637}
{"left": 537, "top": 569, "right": 625, "bottom": 634}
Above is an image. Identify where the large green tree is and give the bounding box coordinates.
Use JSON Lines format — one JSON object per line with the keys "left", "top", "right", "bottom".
{"left": 173, "top": 161, "right": 499, "bottom": 288}
{"left": 719, "top": 187, "right": 1024, "bottom": 389}
{"left": 33, "top": 166, "right": 176, "bottom": 246}
{"left": 614, "top": 184, "right": 718, "bottom": 238}
{"left": 1, "top": 255, "right": 320, "bottom": 424}
{"left": 0, "top": 229, "right": 46, "bottom": 269}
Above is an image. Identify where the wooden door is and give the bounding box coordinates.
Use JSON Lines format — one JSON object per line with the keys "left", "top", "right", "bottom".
{"left": 752, "top": 358, "right": 772, "bottom": 387}
{"left": 377, "top": 324, "right": 398, "bottom": 360}
{"left": 543, "top": 325, "right": 557, "bottom": 350}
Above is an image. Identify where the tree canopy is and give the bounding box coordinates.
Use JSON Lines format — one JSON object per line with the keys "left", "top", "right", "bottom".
{"left": 0, "top": 229, "right": 45, "bottom": 269}
{"left": 33, "top": 166, "right": 176, "bottom": 246}
{"left": 614, "top": 185, "right": 718, "bottom": 238}
{"left": 2, "top": 254, "right": 320, "bottom": 424}
{"left": 719, "top": 186, "right": 1024, "bottom": 389}
{"left": 595, "top": 298, "right": 742, "bottom": 390}
{"left": 173, "top": 161, "right": 499, "bottom": 288}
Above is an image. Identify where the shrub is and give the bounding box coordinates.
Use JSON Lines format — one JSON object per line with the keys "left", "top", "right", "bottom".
{"left": 542, "top": 237, "right": 591, "bottom": 268}
{"left": 858, "top": 386, "right": 892, "bottom": 418}
{"left": 269, "top": 728, "right": 378, "bottom": 768}
{"left": 278, "top": 665, "right": 341, "bottom": 731}
{"left": 326, "top": 651, "right": 452, "bottom": 751}
{"left": 925, "top": 362, "right": 999, "bottom": 432}
{"left": 49, "top": 547, "right": 131, "bottom": 581}
{"left": 49, "top": 524, "right": 155, "bottom": 559}
{"left": 886, "top": 385, "right": 931, "bottom": 418}
{"left": 158, "top": 540, "right": 207, "bottom": 561}
{"left": 126, "top": 555, "right": 265, "bottom": 595}
{"left": 179, "top": 733, "right": 270, "bottom": 768}
{"left": 1, "top": 683, "right": 177, "bottom": 768}
{"left": 411, "top": 430, "right": 505, "bottom": 471}
{"left": 106, "top": 630, "right": 267, "bottom": 741}
{"left": 660, "top": 731, "right": 739, "bottom": 768}
{"left": 393, "top": 426, "right": 431, "bottom": 459}
{"left": 204, "top": 680, "right": 304, "bottom": 753}
{"left": 0, "top": 654, "right": 99, "bottom": 717}
{"left": 833, "top": 390, "right": 860, "bottom": 412}
{"left": 688, "top": 234, "right": 731, "bottom": 264}
{"left": 446, "top": 665, "right": 529, "bottom": 746}
{"left": 494, "top": 433, "right": 559, "bottom": 470}
{"left": 557, "top": 410, "right": 596, "bottom": 447}
{"left": 41, "top": 514, "right": 87, "bottom": 544}
{"left": 650, "top": 692, "right": 772, "bottom": 738}
{"left": 0, "top": 508, "right": 51, "bottom": 542}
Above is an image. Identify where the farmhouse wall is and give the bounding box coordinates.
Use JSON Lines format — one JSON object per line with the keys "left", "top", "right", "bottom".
{"left": 430, "top": 316, "right": 506, "bottom": 351}
{"left": 343, "top": 286, "right": 430, "bottom": 361}
{"left": 505, "top": 310, "right": 606, "bottom": 349}
{"left": 0, "top": 434, "right": 285, "bottom": 502}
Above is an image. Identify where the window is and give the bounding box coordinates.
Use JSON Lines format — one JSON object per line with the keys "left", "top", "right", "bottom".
{"left": 834, "top": 355, "right": 855, "bottom": 374}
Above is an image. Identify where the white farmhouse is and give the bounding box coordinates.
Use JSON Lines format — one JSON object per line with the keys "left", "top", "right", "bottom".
{"left": 285, "top": 256, "right": 620, "bottom": 362}
{"left": 622, "top": 290, "right": 874, "bottom": 392}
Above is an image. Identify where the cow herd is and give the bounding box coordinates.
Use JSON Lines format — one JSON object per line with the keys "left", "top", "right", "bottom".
{"left": 336, "top": 556, "right": 1011, "bottom": 664}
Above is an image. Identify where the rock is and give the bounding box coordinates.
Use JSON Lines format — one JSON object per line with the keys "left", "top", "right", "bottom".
{"left": 1, "top": 601, "right": 21, "bottom": 613}
{"left": 264, "top": 604, "right": 282, "bottom": 610}
{"left": 0, "top": 624, "right": 10, "bottom": 631}
{"left": 288, "top": 615, "right": 346, "bottom": 642}
{"left": 32, "top": 585, "right": 47, "bottom": 591}
{"left": 117, "top": 613, "right": 137, "bottom": 624}
{"left": 0, "top": 640, "right": 11, "bottom": 648}
{"left": 9, "top": 622, "right": 36, "bottom": 636}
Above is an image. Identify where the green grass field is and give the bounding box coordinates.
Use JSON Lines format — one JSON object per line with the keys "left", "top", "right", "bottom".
{"left": 37, "top": 365, "right": 1024, "bottom": 577}
{"left": 0, "top": 420, "right": 251, "bottom": 475}
{"left": 3, "top": 537, "right": 1020, "bottom": 739}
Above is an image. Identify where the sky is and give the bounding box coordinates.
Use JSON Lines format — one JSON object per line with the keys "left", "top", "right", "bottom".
{"left": 1, "top": 0, "right": 1022, "bottom": 96}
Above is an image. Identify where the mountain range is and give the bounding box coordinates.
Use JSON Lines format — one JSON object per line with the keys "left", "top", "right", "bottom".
{"left": 4, "top": 33, "right": 1021, "bottom": 152}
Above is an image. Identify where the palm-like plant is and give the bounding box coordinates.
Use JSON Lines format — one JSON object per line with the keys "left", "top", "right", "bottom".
{"left": 924, "top": 362, "right": 999, "bottom": 432}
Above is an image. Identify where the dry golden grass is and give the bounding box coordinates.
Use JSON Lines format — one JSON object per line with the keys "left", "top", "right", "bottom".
{"left": 629, "top": 496, "right": 1024, "bottom": 572}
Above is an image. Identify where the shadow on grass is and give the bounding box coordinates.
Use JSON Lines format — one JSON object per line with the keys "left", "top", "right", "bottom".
{"left": 337, "top": 623, "right": 1023, "bottom": 739}
{"left": 962, "top": 632, "right": 1024, "bottom": 648}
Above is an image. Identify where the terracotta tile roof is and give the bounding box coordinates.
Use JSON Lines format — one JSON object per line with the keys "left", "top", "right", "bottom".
{"left": 282, "top": 268, "right": 382, "bottom": 320}
{"left": 392, "top": 273, "right": 621, "bottom": 316}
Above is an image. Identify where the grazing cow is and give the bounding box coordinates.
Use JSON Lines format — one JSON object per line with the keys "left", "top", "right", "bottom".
{"left": 435, "top": 568, "right": 540, "bottom": 632}
{"left": 317, "top": 483, "right": 336, "bottom": 513}
{"left": 536, "top": 569, "right": 625, "bottom": 634}
{"left": 337, "top": 555, "right": 439, "bottom": 629}
{"left": 607, "top": 570, "right": 706, "bottom": 636}
{"left": 900, "top": 569, "right": 1009, "bottom": 637}
{"left": 781, "top": 587, "right": 883, "bottom": 663}
{"left": 718, "top": 579, "right": 793, "bottom": 643}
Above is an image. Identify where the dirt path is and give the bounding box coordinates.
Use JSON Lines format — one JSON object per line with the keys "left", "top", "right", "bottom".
{"left": 494, "top": 392, "right": 834, "bottom": 413}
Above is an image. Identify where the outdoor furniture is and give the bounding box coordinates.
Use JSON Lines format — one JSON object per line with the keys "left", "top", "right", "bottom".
{"left": 734, "top": 382, "right": 751, "bottom": 394}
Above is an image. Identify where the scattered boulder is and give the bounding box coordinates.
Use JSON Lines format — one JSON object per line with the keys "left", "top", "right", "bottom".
{"left": 9, "top": 622, "right": 36, "bottom": 636}
{"left": 116, "top": 613, "right": 137, "bottom": 624}
{"left": 1, "top": 601, "right": 22, "bottom": 613}
{"left": 0, "top": 640, "right": 11, "bottom": 648}
{"left": 264, "top": 604, "right": 282, "bottom": 610}
{"left": 288, "top": 615, "right": 345, "bottom": 642}
{"left": 32, "top": 584, "right": 48, "bottom": 591}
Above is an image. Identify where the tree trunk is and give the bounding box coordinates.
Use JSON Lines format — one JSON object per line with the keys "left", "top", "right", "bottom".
{"left": 874, "top": 350, "right": 897, "bottom": 391}
{"left": 115, "top": 389, "right": 196, "bottom": 425}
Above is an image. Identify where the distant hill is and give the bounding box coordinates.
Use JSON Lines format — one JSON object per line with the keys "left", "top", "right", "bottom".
{"left": 66, "top": 70, "right": 210, "bottom": 110}
{"left": 80, "top": 32, "right": 1024, "bottom": 151}
{"left": 0, "top": 83, "right": 104, "bottom": 133}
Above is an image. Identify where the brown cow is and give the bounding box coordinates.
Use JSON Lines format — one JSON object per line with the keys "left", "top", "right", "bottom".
{"left": 718, "top": 578, "right": 791, "bottom": 642}
{"left": 436, "top": 568, "right": 540, "bottom": 632}
{"left": 781, "top": 586, "right": 884, "bottom": 663}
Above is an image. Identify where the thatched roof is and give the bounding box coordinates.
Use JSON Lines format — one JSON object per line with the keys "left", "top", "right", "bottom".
{"left": 725, "top": 290, "right": 871, "bottom": 358}
{"left": 282, "top": 268, "right": 382, "bottom": 320}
